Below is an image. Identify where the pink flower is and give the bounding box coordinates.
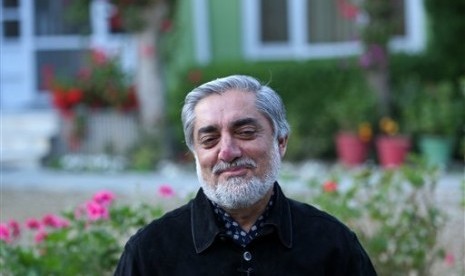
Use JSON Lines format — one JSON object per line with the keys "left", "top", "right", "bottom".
{"left": 26, "top": 218, "right": 42, "bottom": 230}
{"left": 92, "top": 190, "right": 115, "bottom": 206}
{"left": 337, "top": 0, "right": 359, "bottom": 21}
{"left": 8, "top": 220, "right": 20, "bottom": 238}
{"left": 86, "top": 201, "right": 109, "bottom": 221}
{"left": 0, "top": 223, "right": 11, "bottom": 243}
{"left": 34, "top": 230, "right": 47, "bottom": 244}
{"left": 91, "top": 48, "right": 108, "bottom": 65}
{"left": 444, "top": 252, "right": 455, "bottom": 266}
{"left": 157, "top": 185, "right": 175, "bottom": 198}
{"left": 323, "top": 181, "right": 338, "bottom": 193}
{"left": 42, "top": 214, "right": 69, "bottom": 229}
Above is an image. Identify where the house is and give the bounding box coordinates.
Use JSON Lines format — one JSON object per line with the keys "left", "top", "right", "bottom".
{"left": 0, "top": 0, "right": 426, "bottom": 168}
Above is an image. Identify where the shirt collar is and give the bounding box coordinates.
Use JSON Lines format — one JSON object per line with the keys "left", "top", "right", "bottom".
{"left": 191, "top": 183, "right": 293, "bottom": 253}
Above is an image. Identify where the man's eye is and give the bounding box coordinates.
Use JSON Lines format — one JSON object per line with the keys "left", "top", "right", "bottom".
{"left": 236, "top": 128, "right": 256, "bottom": 138}
{"left": 199, "top": 136, "right": 218, "bottom": 147}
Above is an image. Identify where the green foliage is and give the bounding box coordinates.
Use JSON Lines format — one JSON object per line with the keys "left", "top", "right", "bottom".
{"left": 306, "top": 157, "right": 447, "bottom": 275}
{"left": 424, "top": 0, "right": 465, "bottom": 79}
{"left": 326, "top": 78, "right": 376, "bottom": 132}
{"left": 167, "top": 59, "right": 367, "bottom": 160}
{"left": 128, "top": 131, "right": 163, "bottom": 171}
{"left": 401, "top": 80, "right": 464, "bottom": 136}
{"left": 0, "top": 191, "right": 168, "bottom": 275}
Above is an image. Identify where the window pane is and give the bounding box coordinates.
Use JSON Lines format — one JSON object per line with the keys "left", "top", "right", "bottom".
{"left": 36, "top": 50, "right": 88, "bottom": 90}
{"left": 307, "top": 0, "right": 358, "bottom": 43}
{"left": 109, "top": 8, "right": 125, "bottom": 34}
{"left": 34, "top": 0, "right": 90, "bottom": 35}
{"left": 3, "top": 0, "right": 19, "bottom": 8}
{"left": 3, "top": 20, "right": 20, "bottom": 38}
{"left": 260, "top": 0, "right": 288, "bottom": 42}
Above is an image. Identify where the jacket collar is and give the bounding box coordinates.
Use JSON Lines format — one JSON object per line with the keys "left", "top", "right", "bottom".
{"left": 191, "top": 183, "right": 293, "bottom": 253}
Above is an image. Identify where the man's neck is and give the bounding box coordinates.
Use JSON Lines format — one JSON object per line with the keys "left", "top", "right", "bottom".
{"left": 223, "top": 188, "right": 274, "bottom": 232}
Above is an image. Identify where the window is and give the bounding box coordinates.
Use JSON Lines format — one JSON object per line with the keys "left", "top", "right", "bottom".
{"left": 34, "top": 0, "right": 90, "bottom": 35}
{"left": 1, "top": 0, "right": 20, "bottom": 39}
{"left": 260, "top": 0, "right": 288, "bottom": 42}
{"left": 243, "top": 0, "right": 423, "bottom": 60}
{"left": 307, "top": 0, "right": 358, "bottom": 43}
{"left": 36, "top": 50, "right": 88, "bottom": 90}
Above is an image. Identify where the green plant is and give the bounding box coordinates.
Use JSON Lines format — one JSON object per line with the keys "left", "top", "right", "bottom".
{"left": 46, "top": 49, "right": 138, "bottom": 116}
{"left": 326, "top": 79, "right": 375, "bottom": 140}
{"left": 401, "top": 80, "right": 463, "bottom": 136}
{"left": 305, "top": 157, "right": 447, "bottom": 275}
{"left": 0, "top": 189, "right": 173, "bottom": 275}
{"left": 128, "top": 131, "right": 163, "bottom": 171}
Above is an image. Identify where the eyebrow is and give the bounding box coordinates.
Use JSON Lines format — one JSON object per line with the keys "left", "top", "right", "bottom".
{"left": 230, "top": 117, "right": 259, "bottom": 129}
{"left": 196, "top": 117, "right": 259, "bottom": 136}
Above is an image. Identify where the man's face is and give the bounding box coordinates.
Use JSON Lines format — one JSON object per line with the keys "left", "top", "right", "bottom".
{"left": 192, "top": 89, "right": 287, "bottom": 209}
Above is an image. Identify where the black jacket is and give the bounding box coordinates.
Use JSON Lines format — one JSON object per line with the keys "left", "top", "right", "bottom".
{"left": 114, "top": 184, "right": 377, "bottom": 275}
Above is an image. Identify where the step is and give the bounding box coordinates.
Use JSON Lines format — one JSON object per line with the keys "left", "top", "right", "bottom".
{"left": 1, "top": 109, "right": 59, "bottom": 169}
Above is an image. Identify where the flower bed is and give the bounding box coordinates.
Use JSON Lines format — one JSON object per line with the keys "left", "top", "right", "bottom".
{"left": 1, "top": 161, "right": 462, "bottom": 275}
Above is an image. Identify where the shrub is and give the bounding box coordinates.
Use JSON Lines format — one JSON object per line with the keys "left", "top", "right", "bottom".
{"left": 1, "top": 160, "right": 454, "bottom": 274}
{"left": 304, "top": 157, "right": 448, "bottom": 275}
{"left": 0, "top": 189, "right": 172, "bottom": 275}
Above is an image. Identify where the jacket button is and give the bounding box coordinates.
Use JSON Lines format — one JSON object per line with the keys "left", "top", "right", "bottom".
{"left": 243, "top": 251, "right": 252, "bottom": 261}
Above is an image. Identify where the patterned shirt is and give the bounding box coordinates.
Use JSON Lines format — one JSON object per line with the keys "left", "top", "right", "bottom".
{"left": 211, "top": 191, "right": 276, "bottom": 247}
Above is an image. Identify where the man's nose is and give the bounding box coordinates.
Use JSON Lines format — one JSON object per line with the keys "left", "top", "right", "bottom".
{"left": 218, "top": 136, "right": 242, "bottom": 162}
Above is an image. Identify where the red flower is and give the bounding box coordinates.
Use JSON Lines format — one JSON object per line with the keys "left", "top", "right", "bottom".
{"left": 26, "top": 218, "right": 42, "bottom": 230}
{"left": 92, "top": 190, "right": 116, "bottom": 206}
{"left": 67, "top": 88, "right": 84, "bottom": 105}
{"left": 42, "top": 214, "right": 69, "bottom": 229}
{"left": 34, "top": 230, "right": 48, "bottom": 244}
{"left": 91, "top": 49, "right": 108, "bottom": 65}
{"left": 323, "top": 181, "right": 338, "bottom": 193}
{"left": 8, "top": 220, "right": 20, "bottom": 238}
{"left": 0, "top": 223, "right": 11, "bottom": 243}
{"left": 337, "top": 0, "right": 359, "bottom": 21}
{"left": 86, "top": 201, "right": 110, "bottom": 221}
{"left": 157, "top": 185, "right": 175, "bottom": 198}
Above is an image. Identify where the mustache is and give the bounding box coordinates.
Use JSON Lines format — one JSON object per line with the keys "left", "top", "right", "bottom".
{"left": 212, "top": 158, "right": 257, "bottom": 174}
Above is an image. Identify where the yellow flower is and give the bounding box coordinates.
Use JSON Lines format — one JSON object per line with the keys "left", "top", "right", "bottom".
{"left": 379, "top": 117, "right": 398, "bottom": 136}
{"left": 358, "top": 122, "right": 373, "bottom": 142}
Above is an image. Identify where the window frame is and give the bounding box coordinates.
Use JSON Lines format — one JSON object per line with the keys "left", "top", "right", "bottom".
{"left": 242, "top": 0, "right": 425, "bottom": 60}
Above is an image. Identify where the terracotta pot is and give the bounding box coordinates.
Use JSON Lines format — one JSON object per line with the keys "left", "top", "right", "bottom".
{"left": 335, "top": 132, "right": 369, "bottom": 167}
{"left": 376, "top": 135, "right": 411, "bottom": 168}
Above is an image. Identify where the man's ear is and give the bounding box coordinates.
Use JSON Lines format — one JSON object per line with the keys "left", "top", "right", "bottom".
{"left": 277, "top": 135, "right": 288, "bottom": 158}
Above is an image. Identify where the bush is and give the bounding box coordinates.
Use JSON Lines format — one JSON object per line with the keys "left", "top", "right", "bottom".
{"left": 303, "top": 157, "right": 448, "bottom": 275}
{"left": 0, "top": 160, "right": 454, "bottom": 274}
{"left": 0, "top": 189, "right": 173, "bottom": 275}
{"left": 167, "top": 54, "right": 464, "bottom": 163}
{"left": 167, "top": 59, "right": 367, "bottom": 161}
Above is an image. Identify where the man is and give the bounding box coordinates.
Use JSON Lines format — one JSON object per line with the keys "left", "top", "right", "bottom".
{"left": 115, "top": 75, "right": 377, "bottom": 275}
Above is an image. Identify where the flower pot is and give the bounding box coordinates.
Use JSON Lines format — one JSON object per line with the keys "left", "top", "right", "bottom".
{"left": 59, "top": 109, "right": 139, "bottom": 154}
{"left": 419, "top": 135, "right": 454, "bottom": 168}
{"left": 335, "top": 132, "right": 369, "bottom": 167}
{"left": 376, "top": 136, "right": 411, "bottom": 168}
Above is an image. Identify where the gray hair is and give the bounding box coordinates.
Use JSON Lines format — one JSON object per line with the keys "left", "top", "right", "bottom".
{"left": 181, "top": 75, "right": 290, "bottom": 152}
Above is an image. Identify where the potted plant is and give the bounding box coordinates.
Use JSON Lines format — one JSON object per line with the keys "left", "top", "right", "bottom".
{"left": 375, "top": 116, "right": 411, "bottom": 168}
{"left": 405, "top": 80, "right": 463, "bottom": 168}
{"left": 45, "top": 49, "right": 139, "bottom": 153}
{"left": 328, "top": 81, "right": 376, "bottom": 167}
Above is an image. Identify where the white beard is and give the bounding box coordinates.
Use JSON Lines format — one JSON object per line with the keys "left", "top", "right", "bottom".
{"left": 195, "top": 142, "right": 281, "bottom": 209}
